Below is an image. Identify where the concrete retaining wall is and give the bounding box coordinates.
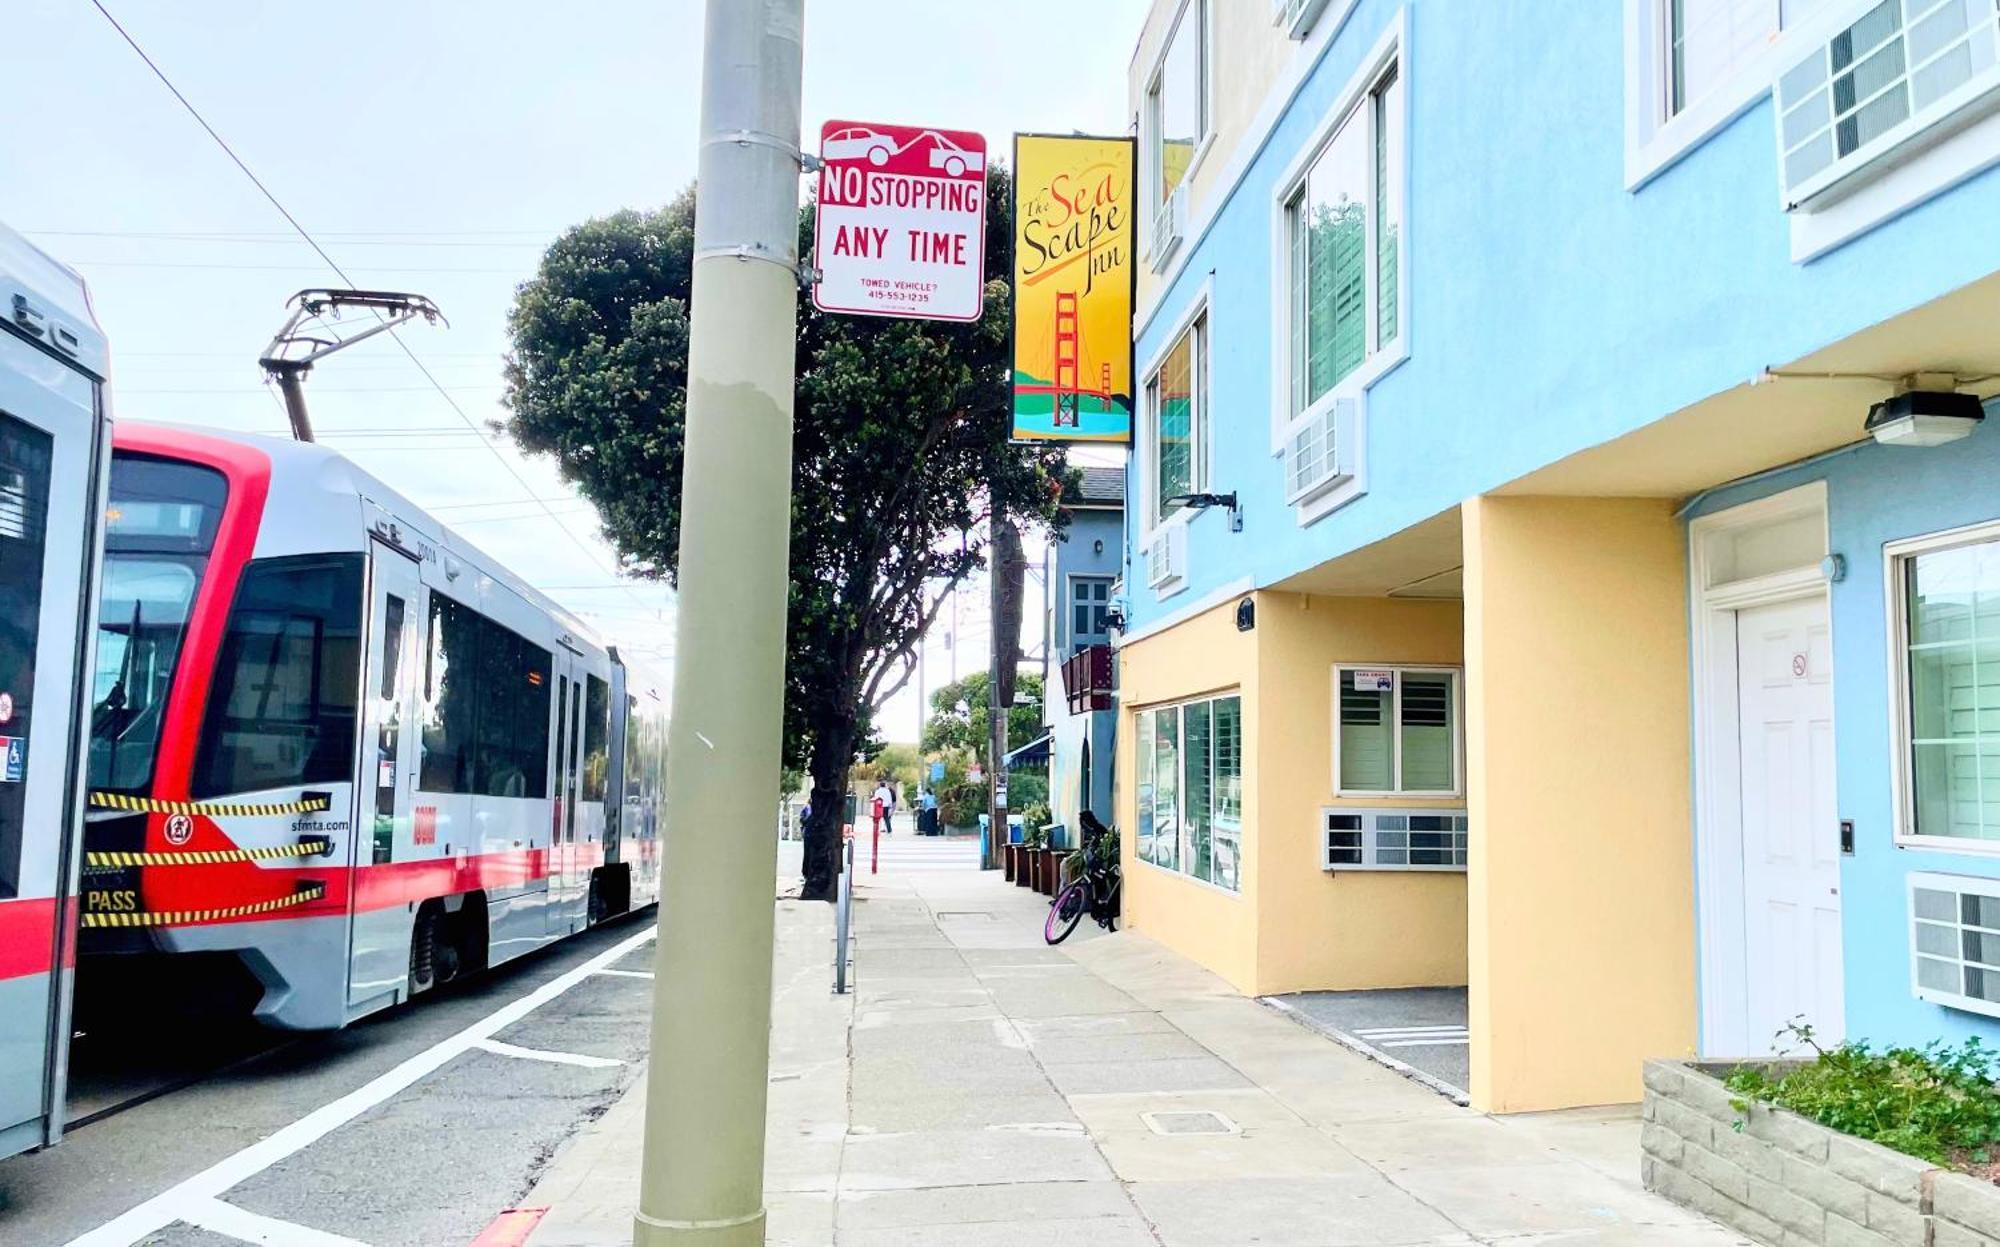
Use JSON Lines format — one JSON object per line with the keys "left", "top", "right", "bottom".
{"left": 1641, "top": 1058, "right": 2000, "bottom": 1246}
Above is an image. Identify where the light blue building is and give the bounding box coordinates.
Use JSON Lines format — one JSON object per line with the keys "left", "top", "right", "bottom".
{"left": 1039, "top": 467, "right": 1123, "bottom": 844}
{"left": 1114, "top": 0, "right": 2000, "bottom": 1112}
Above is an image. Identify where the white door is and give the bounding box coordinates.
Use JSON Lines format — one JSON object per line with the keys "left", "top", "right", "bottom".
{"left": 1736, "top": 595, "right": 1843, "bottom": 1051}
{"left": 346, "top": 542, "right": 420, "bottom": 1010}
{"left": 0, "top": 330, "right": 104, "bottom": 1156}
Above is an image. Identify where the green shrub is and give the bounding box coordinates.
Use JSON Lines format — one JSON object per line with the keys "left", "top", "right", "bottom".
{"left": 1724, "top": 1023, "right": 2000, "bottom": 1166}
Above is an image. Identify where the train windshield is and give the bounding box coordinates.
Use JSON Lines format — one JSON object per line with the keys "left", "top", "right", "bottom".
{"left": 87, "top": 454, "right": 227, "bottom": 793}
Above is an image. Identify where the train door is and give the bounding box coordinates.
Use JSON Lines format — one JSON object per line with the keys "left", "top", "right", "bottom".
{"left": 549, "top": 661, "right": 585, "bottom": 934}
{"left": 0, "top": 312, "right": 106, "bottom": 1158}
{"left": 345, "top": 538, "right": 420, "bottom": 1013}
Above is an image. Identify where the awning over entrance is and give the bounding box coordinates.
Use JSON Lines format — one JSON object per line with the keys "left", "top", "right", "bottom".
{"left": 1003, "top": 733, "right": 1051, "bottom": 770}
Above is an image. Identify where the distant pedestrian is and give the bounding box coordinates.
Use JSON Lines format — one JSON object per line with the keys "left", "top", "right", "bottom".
{"left": 873, "top": 779, "right": 895, "bottom": 835}
{"left": 920, "top": 787, "right": 938, "bottom": 836}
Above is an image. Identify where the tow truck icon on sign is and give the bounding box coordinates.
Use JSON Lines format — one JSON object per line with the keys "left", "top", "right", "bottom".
{"left": 922, "top": 133, "right": 984, "bottom": 178}
{"left": 821, "top": 126, "right": 986, "bottom": 178}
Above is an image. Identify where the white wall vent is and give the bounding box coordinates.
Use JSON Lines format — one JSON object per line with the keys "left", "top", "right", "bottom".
{"left": 1284, "top": 397, "right": 1357, "bottom": 505}
{"left": 1775, "top": 0, "right": 2000, "bottom": 210}
{"left": 1145, "top": 523, "right": 1187, "bottom": 592}
{"left": 1322, "top": 808, "right": 1468, "bottom": 872}
{"left": 1149, "top": 182, "right": 1188, "bottom": 272}
{"left": 1910, "top": 870, "right": 2000, "bottom": 1018}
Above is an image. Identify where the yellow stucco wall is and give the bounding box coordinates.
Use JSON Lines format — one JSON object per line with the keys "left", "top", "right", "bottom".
{"left": 1462, "top": 496, "right": 1698, "bottom": 1114}
{"left": 1116, "top": 590, "right": 1469, "bottom": 998}
{"left": 1253, "top": 592, "right": 1469, "bottom": 996}
{"left": 1117, "top": 596, "right": 1259, "bottom": 993}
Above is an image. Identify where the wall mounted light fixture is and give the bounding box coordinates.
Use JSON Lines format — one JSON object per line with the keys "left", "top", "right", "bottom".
{"left": 1164, "top": 491, "right": 1242, "bottom": 532}
{"left": 1865, "top": 383, "right": 1985, "bottom": 447}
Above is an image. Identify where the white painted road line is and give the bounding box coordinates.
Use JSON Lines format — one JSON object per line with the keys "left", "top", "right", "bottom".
{"left": 475, "top": 1039, "right": 625, "bottom": 1069}
{"left": 62, "top": 924, "right": 658, "bottom": 1247}
{"left": 593, "top": 967, "right": 655, "bottom": 979}
{"left": 181, "top": 1196, "right": 375, "bottom": 1246}
{"left": 1376, "top": 1037, "right": 1472, "bottom": 1049}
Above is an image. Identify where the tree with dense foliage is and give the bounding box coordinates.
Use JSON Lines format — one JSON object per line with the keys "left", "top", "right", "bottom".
{"left": 501, "top": 172, "right": 1068, "bottom": 900}
{"left": 922, "top": 671, "right": 1045, "bottom": 756}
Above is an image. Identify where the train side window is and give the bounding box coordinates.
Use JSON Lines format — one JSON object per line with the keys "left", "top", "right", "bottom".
{"left": 470, "top": 616, "right": 550, "bottom": 800}
{"left": 193, "top": 554, "right": 363, "bottom": 798}
{"left": 419, "top": 594, "right": 474, "bottom": 794}
{"left": 625, "top": 695, "right": 640, "bottom": 802}
{"left": 583, "top": 674, "right": 610, "bottom": 803}
{"left": 0, "top": 413, "right": 53, "bottom": 900}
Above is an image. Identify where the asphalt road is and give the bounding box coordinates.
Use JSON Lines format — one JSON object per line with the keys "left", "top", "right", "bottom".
{"left": 0, "top": 911, "right": 661, "bottom": 1247}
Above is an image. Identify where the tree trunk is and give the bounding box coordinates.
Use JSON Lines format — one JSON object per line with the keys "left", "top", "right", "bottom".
{"left": 992, "top": 518, "right": 1023, "bottom": 710}
{"left": 800, "top": 716, "right": 858, "bottom": 901}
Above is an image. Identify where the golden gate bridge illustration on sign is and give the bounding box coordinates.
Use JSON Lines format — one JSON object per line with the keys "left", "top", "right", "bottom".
{"left": 1017, "top": 291, "right": 1115, "bottom": 427}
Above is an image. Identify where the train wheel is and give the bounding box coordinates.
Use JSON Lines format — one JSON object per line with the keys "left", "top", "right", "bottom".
{"left": 409, "top": 906, "right": 438, "bottom": 995}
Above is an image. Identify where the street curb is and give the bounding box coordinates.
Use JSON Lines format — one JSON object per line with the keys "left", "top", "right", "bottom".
{"left": 469, "top": 1207, "right": 547, "bottom": 1246}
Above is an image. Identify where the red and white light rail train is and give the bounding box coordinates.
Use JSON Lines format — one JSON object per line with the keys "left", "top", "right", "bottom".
{"left": 0, "top": 223, "right": 667, "bottom": 1161}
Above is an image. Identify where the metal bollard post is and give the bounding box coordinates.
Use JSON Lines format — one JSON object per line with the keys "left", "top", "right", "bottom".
{"left": 833, "top": 827, "right": 853, "bottom": 995}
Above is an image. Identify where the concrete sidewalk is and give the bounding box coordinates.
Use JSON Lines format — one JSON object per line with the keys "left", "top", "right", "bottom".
{"left": 519, "top": 864, "right": 1749, "bottom": 1246}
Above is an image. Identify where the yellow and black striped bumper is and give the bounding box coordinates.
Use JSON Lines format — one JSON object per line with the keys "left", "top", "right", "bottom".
{"left": 80, "top": 883, "right": 329, "bottom": 929}
{"left": 84, "top": 838, "right": 334, "bottom": 868}
{"left": 88, "top": 792, "right": 332, "bottom": 818}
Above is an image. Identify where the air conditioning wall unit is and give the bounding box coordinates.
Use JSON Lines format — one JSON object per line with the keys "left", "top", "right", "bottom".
{"left": 1273, "top": 0, "right": 1334, "bottom": 38}
{"left": 1284, "top": 396, "right": 1357, "bottom": 505}
{"left": 1149, "top": 182, "right": 1188, "bottom": 273}
{"left": 1145, "top": 522, "right": 1187, "bottom": 592}
{"left": 1322, "top": 808, "right": 1468, "bottom": 872}
{"left": 1910, "top": 871, "right": 2000, "bottom": 1019}
{"left": 1774, "top": 0, "right": 2000, "bottom": 211}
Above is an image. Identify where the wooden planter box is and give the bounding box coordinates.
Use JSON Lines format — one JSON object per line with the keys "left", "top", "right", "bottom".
{"left": 1641, "top": 1057, "right": 2000, "bottom": 1246}
{"left": 1036, "top": 851, "right": 1061, "bottom": 895}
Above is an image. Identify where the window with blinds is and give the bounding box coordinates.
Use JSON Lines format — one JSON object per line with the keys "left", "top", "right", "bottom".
{"left": 1335, "top": 666, "right": 1462, "bottom": 796}
{"left": 1278, "top": 51, "right": 1402, "bottom": 512}
{"left": 1135, "top": 692, "right": 1242, "bottom": 891}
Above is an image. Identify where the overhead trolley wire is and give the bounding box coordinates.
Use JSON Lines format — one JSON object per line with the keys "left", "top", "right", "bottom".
{"left": 86, "top": 0, "right": 660, "bottom": 613}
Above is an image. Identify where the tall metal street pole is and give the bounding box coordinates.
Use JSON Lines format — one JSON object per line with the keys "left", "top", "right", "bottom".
{"left": 984, "top": 511, "right": 1006, "bottom": 871}
{"left": 633, "top": 1, "right": 803, "bottom": 1243}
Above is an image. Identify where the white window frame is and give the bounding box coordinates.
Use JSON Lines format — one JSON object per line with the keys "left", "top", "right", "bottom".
{"left": 1267, "top": 16, "right": 1408, "bottom": 486}
{"left": 1138, "top": 284, "right": 1212, "bottom": 544}
{"left": 1331, "top": 664, "right": 1464, "bottom": 799}
{"left": 1143, "top": 0, "right": 1216, "bottom": 228}
{"left": 1624, "top": 0, "right": 1801, "bottom": 189}
{"left": 1885, "top": 517, "right": 2000, "bottom": 854}
{"left": 1069, "top": 574, "right": 1115, "bottom": 649}
{"left": 1133, "top": 690, "right": 1244, "bottom": 894}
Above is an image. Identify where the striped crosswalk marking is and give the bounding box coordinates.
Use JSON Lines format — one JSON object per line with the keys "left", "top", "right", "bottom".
{"left": 1354, "top": 1025, "right": 1471, "bottom": 1049}
{"left": 860, "top": 836, "right": 982, "bottom": 872}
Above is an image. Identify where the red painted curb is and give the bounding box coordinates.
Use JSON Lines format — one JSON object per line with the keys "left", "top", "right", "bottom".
{"left": 470, "top": 1207, "right": 548, "bottom": 1247}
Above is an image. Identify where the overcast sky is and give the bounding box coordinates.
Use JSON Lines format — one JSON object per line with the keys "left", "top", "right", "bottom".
{"left": 3, "top": 0, "right": 1144, "bottom": 743}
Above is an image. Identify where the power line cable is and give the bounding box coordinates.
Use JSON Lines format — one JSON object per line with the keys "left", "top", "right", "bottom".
{"left": 67, "top": 259, "right": 528, "bottom": 273}
{"left": 27, "top": 227, "right": 557, "bottom": 239}
{"left": 87, "top": 0, "right": 651, "bottom": 610}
